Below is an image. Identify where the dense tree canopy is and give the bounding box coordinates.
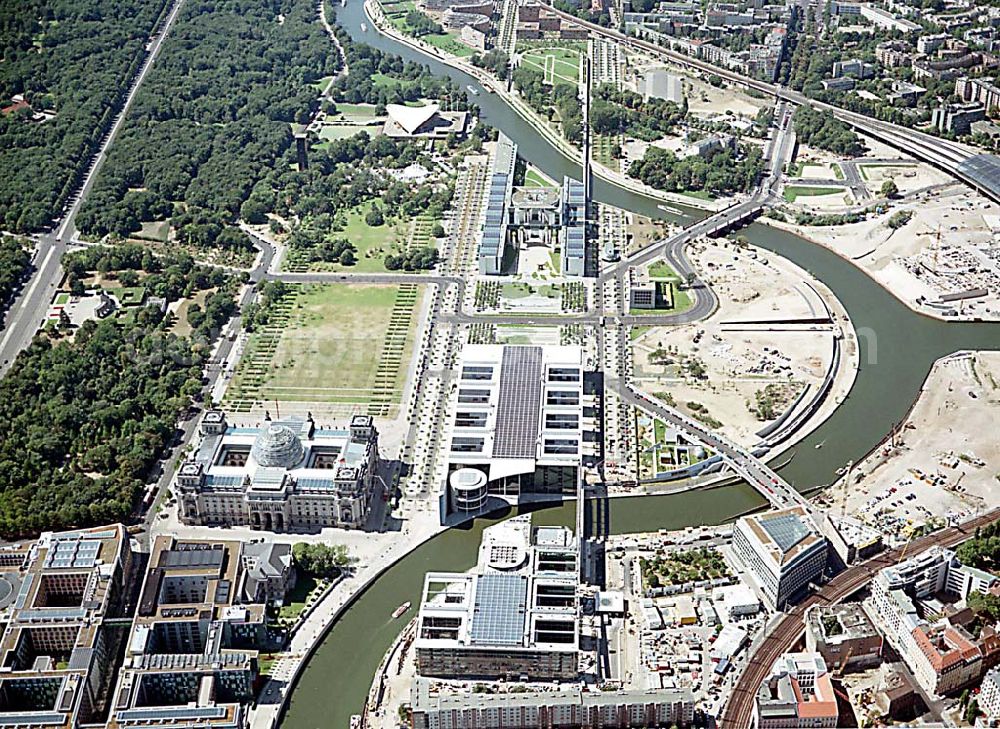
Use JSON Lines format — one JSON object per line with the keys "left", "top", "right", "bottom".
{"left": 628, "top": 145, "right": 763, "bottom": 195}
{"left": 590, "top": 83, "right": 686, "bottom": 141}
{"left": 0, "top": 0, "right": 170, "bottom": 232}
{"left": 330, "top": 31, "right": 469, "bottom": 109}
{"left": 512, "top": 65, "right": 582, "bottom": 144}
{"left": 292, "top": 542, "right": 350, "bottom": 577}
{"left": 0, "top": 311, "right": 204, "bottom": 536}
{"left": 792, "top": 106, "right": 865, "bottom": 157}
{"left": 76, "top": 0, "right": 340, "bottom": 246}
{"left": 0, "top": 244, "right": 239, "bottom": 536}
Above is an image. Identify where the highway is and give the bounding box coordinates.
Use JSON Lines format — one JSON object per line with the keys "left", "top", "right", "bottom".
{"left": 721, "top": 507, "right": 1000, "bottom": 727}
{"left": 0, "top": 0, "right": 188, "bottom": 377}
{"left": 544, "top": 4, "right": 1000, "bottom": 203}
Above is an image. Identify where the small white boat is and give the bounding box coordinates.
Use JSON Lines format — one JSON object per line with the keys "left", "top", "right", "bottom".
{"left": 815, "top": 440, "right": 825, "bottom": 449}
{"left": 360, "top": 21, "right": 368, "bottom": 31}
{"left": 392, "top": 601, "right": 411, "bottom": 619}
{"left": 467, "top": 85, "right": 479, "bottom": 95}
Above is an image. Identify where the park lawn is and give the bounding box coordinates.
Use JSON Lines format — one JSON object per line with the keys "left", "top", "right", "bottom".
{"left": 630, "top": 325, "right": 650, "bottom": 341}
{"left": 258, "top": 654, "right": 280, "bottom": 675}
{"left": 135, "top": 220, "right": 170, "bottom": 243}
{"left": 638, "top": 262, "right": 695, "bottom": 313}
{"left": 331, "top": 102, "right": 380, "bottom": 121}
{"left": 371, "top": 72, "right": 402, "bottom": 90}
{"left": 259, "top": 284, "right": 423, "bottom": 406}
{"left": 783, "top": 185, "right": 845, "bottom": 202}
{"left": 423, "top": 31, "right": 475, "bottom": 57}
{"left": 679, "top": 189, "right": 716, "bottom": 201}
{"left": 315, "top": 123, "right": 383, "bottom": 143}
{"left": 311, "top": 75, "right": 334, "bottom": 92}
{"left": 521, "top": 47, "right": 581, "bottom": 85}
{"left": 106, "top": 286, "right": 146, "bottom": 306}
{"left": 653, "top": 417, "right": 667, "bottom": 444}
{"left": 278, "top": 574, "right": 320, "bottom": 621}
{"left": 524, "top": 168, "right": 555, "bottom": 188}
{"left": 648, "top": 261, "right": 681, "bottom": 281}
{"left": 502, "top": 282, "right": 533, "bottom": 299}
{"left": 318, "top": 201, "right": 408, "bottom": 273}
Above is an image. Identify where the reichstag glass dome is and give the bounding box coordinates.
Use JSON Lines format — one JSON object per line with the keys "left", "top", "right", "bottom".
{"left": 251, "top": 424, "right": 305, "bottom": 469}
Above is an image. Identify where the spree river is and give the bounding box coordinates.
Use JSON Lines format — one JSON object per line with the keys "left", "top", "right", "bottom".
{"left": 280, "top": 4, "right": 1000, "bottom": 726}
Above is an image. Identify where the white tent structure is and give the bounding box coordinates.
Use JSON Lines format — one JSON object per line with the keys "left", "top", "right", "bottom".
{"left": 385, "top": 103, "right": 441, "bottom": 135}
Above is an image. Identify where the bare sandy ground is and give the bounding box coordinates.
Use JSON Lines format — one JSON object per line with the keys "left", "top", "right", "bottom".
{"left": 817, "top": 351, "right": 1000, "bottom": 543}
{"left": 769, "top": 184, "right": 1000, "bottom": 320}
{"left": 631, "top": 238, "right": 858, "bottom": 450}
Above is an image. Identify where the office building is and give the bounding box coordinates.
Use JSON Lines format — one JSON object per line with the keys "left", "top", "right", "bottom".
{"left": 868, "top": 546, "right": 1000, "bottom": 696}
{"left": 414, "top": 516, "right": 579, "bottom": 680}
{"left": 754, "top": 652, "right": 839, "bottom": 729}
{"left": 478, "top": 133, "right": 516, "bottom": 275}
{"left": 957, "top": 76, "right": 1000, "bottom": 113}
{"left": 410, "top": 678, "right": 694, "bottom": 728}
{"left": 732, "top": 505, "right": 828, "bottom": 609}
{"left": 931, "top": 102, "right": 985, "bottom": 135}
{"left": 176, "top": 410, "right": 381, "bottom": 531}
{"left": 240, "top": 542, "right": 296, "bottom": 605}
{"left": 832, "top": 58, "right": 875, "bottom": 78}
{"left": 981, "top": 667, "right": 1000, "bottom": 720}
{"left": 561, "top": 176, "right": 587, "bottom": 277}
{"left": 441, "top": 344, "right": 588, "bottom": 519}
{"left": 805, "top": 604, "right": 882, "bottom": 673}
{"left": 0, "top": 526, "right": 134, "bottom": 729}
{"left": 641, "top": 69, "right": 684, "bottom": 103}
{"left": 110, "top": 537, "right": 275, "bottom": 729}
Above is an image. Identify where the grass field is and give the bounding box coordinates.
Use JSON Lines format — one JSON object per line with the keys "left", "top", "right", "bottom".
{"left": 225, "top": 284, "right": 423, "bottom": 416}
{"left": 315, "top": 123, "right": 383, "bottom": 144}
{"left": 521, "top": 47, "right": 581, "bottom": 85}
{"left": 782, "top": 185, "right": 845, "bottom": 202}
{"left": 524, "top": 168, "right": 555, "bottom": 188}
{"left": 134, "top": 220, "right": 170, "bottom": 243}
{"left": 424, "top": 31, "right": 476, "bottom": 57}
{"left": 640, "top": 262, "right": 694, "bottom": 313}
{"left": 381, "top": 1, "right": 474, "bottom": 57}
{"left": 331, "top": 103, "right": 380, "bottom": 121}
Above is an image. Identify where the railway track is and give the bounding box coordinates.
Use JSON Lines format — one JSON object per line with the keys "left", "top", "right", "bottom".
{"left": 721, "top": 507, "right": 1000, "bottom": 727}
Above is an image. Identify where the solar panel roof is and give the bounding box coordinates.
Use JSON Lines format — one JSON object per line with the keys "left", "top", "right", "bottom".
{"left": 759, "top": 512, "right": 810, "bottom": 553}
{"left": 492, "top": 347, "right": 543, "bottom": 459}
{"left": 469, "top": 573, "right": 528, "bottom": 647}
{"left": 159, "top": 546, "right": 225, "bottom": 570}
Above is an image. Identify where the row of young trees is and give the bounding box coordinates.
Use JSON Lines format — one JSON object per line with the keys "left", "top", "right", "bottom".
{"left": 0, "top": 237, "right": 32, "bottom": 315}
{"left": 0, "top": 0, "right": 171, "bottom": 233}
